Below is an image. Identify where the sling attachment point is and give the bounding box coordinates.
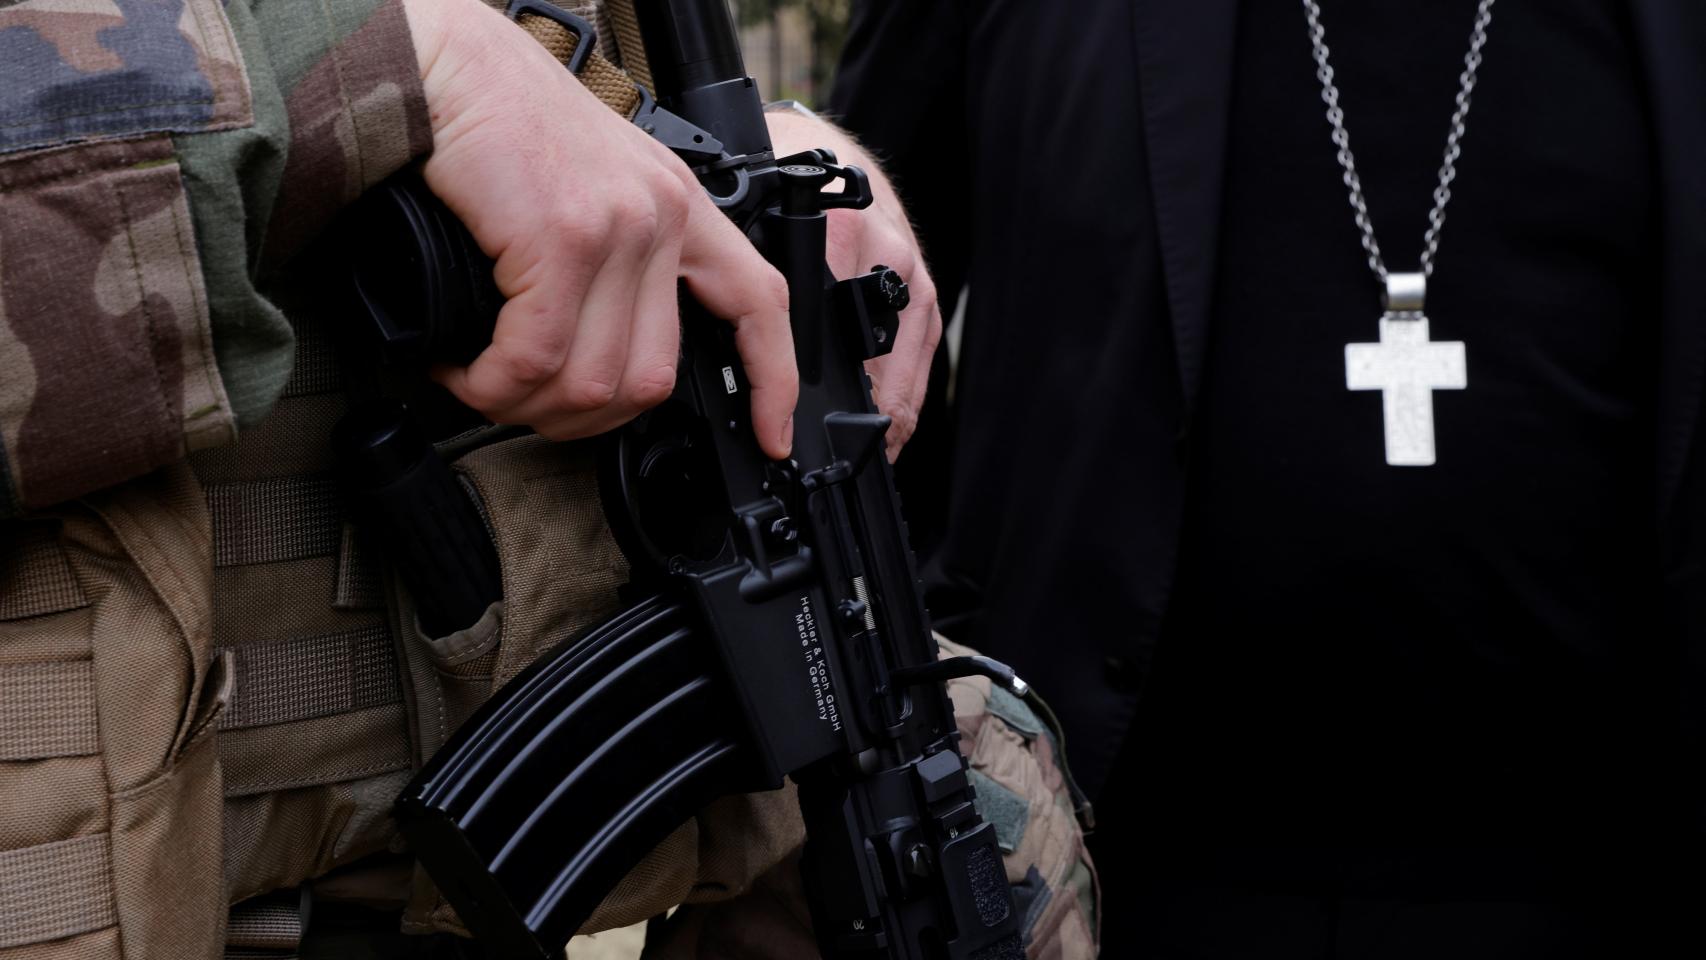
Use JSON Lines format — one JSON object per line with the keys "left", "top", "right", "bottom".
{"left": 501, "top": 0, "right": 734, "bottom": 192}
{"left": 888, "top": 656, "right": 1030, "bottom": 699}
{"left": 504, "top": 0, "right": 645, "bottom": 117}
{"left": 506, "top": 0, "right": 597, "bottom": 72}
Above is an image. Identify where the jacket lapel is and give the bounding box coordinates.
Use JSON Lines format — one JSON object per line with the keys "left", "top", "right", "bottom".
{"left": 1130, "top": 0, "right": 1239, "bottom": 410}
{"left": 1627, "top": 0, "right": 1706, "bottom": 537}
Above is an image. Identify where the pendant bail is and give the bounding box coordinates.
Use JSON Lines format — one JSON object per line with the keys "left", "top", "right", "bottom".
{"left": 1382, "top": 272, "right": 1427, "bottom": 314}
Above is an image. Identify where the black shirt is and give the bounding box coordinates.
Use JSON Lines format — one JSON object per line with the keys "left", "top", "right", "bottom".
{"left": 1142, "top": 0, "right": 1665, "bottom": 866}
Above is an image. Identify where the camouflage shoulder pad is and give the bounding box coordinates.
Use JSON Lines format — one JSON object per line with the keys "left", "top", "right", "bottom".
{"left": 940, "top": 637, "right": 1100, "bottom": 957}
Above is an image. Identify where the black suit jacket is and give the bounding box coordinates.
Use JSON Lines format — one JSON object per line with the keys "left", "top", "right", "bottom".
{"left": 830, "top": 0, "right": 1706, "bottom": 815}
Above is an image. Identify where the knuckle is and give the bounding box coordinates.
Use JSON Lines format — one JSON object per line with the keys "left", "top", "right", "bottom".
{"left": 610, "top": 195, "right": 660, "bottom": 241}
{"left": 625, "top": 362, "right": 678, "bottom": 409}
{"left": 911, "top": 280, "right": 940, "bottom": 316}
{"left": 561, "top": 373, "right": 621, "bottom": 412}
{"left": 889, "top": 404, "right": 919, "bottom": 443}
{"left": 652, "top": 175, "right": 694, "bottom": 226}
{"left": 758, "top": 268, "right": 791, "bottom": 315}
{"left": 629, "top": 208, "right": 665, "bottom": 246}
{"left": 488, "top": 339, "right": 561, "bottom": 390}
{"left": 884, "top": 244, "right": 919, "bottom": 279}
{"left": 670, "top": 158, "right": 703, "bottom": 193}
{"left": 544, "top": 208, "right": 603, "bottom": 256}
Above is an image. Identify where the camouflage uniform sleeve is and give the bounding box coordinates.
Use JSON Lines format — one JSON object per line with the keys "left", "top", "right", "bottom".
{"left": 640, "top": 637, "right": 1102, "bottom": 960}
{"left": 0, "top": 0, "right": 432, "bottom": 517}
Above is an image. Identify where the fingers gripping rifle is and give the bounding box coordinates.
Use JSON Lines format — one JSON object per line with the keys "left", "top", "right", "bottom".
{"left": 337, "top": 2, "right": 1026, "bottom": 957}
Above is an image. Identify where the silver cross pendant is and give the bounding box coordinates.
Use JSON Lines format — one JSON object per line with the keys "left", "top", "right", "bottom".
{"left": 1344, "top": 273, "right": 1467, "bottom": 467}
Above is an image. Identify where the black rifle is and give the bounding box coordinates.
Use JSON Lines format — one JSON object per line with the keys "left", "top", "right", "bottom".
{"left": 334, "top": 2, "right": 1033, "bottom": 957}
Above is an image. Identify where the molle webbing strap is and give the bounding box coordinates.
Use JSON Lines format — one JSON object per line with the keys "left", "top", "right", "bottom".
{"left": 0, "top": 834, "right": 117, "bottom": 949}
{"left": 225, "top": 893, "right": 304, "bottom": 959}
{"left": 217, "top": 626, "right": 402, "bottom": 731}
{"left": 0, "top": 527, "right": 87, "bottom": 621}
{"left": 279, "top": 316, "right": 342, "bottom": 399}
{"left": 206, "top": 476, "right": 343, "bottom": 568}
{"left": 333, "top": 524, "right": 387, "bottom": 610}
{"left": 0, "top": 661, "right": 98, "bottom": 761}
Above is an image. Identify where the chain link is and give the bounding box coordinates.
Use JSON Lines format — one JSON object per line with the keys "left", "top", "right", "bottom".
{"left": 1302, "top": 0, "right": 1497, "bottom": 282}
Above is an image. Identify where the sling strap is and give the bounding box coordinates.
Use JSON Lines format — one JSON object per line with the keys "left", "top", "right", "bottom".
{"left": 482, "top": 0, "right": 654, "bottom": 117}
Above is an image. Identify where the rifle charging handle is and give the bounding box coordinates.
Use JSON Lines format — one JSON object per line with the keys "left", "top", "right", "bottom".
{"left": 777, "top": 160, "right": 874, "bottom": 216}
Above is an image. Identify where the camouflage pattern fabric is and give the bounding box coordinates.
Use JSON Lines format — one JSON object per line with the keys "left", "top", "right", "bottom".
{"left": 643, "top": 638, "right": 1101, "bottom": 959}
{"left": 0, "top": 0, "right": 431, "bottom": 517}
{"left": 0, "top": 136, "right": 236, "bottom": 519}
{"left": 0, "top": 0, "right": 252, "bottom": 154}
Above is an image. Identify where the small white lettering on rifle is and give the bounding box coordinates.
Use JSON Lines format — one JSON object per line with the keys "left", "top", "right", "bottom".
{"left": 722, "top": 366, "right": 738, "bottom": 394}
{"left": 795, "top": 595, "right": 842, "bottom": 733}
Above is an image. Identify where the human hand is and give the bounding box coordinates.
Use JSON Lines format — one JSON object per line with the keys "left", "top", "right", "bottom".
{"left": 401, "top": 0, "right": 797, "bottom": 457}
{"left": 765, "top": 110, "right": 943, "bottom": 460}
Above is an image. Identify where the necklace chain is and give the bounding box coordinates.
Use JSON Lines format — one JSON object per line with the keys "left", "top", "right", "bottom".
{"left": 1302, "top": 0, "right": 1497, "bottom": 283}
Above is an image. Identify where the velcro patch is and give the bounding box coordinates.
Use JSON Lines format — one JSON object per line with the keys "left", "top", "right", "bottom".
{"left": 986, "top": 685, "right": 1047, "bottom": 740}
{"left": 969, "top": 768, "right": 1030, "bottom": 854}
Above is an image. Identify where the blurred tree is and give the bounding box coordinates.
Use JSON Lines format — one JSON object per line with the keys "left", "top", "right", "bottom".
{"left": 731, "top": 0, "right": 849, "bottom": 105}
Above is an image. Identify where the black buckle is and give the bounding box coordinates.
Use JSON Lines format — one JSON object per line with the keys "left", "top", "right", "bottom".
{"left": 504, "top": 0, "right": 597, "bottom": 74}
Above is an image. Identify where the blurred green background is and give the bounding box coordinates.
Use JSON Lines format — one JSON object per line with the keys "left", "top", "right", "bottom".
{"left": 729, "top": 0, "right": 850, "bottom": 106}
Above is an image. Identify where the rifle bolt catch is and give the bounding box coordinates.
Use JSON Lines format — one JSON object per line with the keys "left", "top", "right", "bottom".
{"left": 905, "top": 843, "right": 934, "bottom": 879}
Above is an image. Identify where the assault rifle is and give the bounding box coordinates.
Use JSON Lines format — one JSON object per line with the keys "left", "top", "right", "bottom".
{"left": 333, "top": 1, "right": 1030, "bottom": 957}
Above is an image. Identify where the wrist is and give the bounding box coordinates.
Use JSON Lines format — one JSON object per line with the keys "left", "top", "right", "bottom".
{"left": 402, "top": 0, "right": 519, "bottom": 129}
{"left": 401, "top": 0, "right": 451, "bottom": 83}
{"left": 765, "top": 108, "right": 851, "bottom": 161}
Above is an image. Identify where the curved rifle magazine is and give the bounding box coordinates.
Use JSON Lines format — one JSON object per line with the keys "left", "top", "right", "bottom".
{"left": 395, "top": 594, "right": 751, "bottom": 959}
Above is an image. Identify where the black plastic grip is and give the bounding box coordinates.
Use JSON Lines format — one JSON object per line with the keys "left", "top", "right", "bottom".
{"left": 332, "top": 403, "right": 501, "bottom": 638}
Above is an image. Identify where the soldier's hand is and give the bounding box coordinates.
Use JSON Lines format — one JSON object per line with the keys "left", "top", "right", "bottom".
{"left": 766, "top": 111, "right": 943, "bottom": 461}
{"left": 403, "top": 0, "right": 797, "bottom": 458}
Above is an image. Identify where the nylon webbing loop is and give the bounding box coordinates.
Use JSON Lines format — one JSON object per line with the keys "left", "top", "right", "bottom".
{"left": 333, "top": 523, "right": 386, "bottom": 610}
{"left": 0, "top": 835, "right": 117, "bottom": 948}
{"left": 279, "top": 316, "right": 341, "bottom": 399}
{"left": 218, "top": 626, "right": 401, "bottom": 731}
{"left": 482, "top": 0, "right": 650, "bottom": 117}
{"left": 515, "top": 12, "right": 643, "bottom": 117}
{"left": 225, "top": 892, "right": 305, "bottom": 959}
{"left": 0, "top": 661, "right": 98, "bottom": 761}
{"left": 0, "top": 528, "right": 87, "bottom": 621}
{"left": 206, "top": 476, "right": 343, "bottom": 568}
{"left": 603, "top": 0, "right": 654, "bottom": 93}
